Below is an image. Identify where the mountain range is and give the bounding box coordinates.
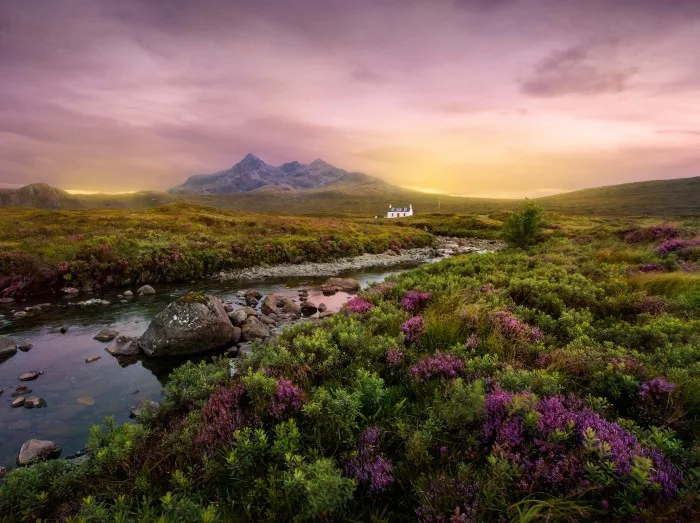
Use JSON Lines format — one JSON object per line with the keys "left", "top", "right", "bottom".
{"left": 1, "top": 154, "right": 698, "bottom": 216}
{"left": 168, "top": 154, "right": 382, "bottom": 194}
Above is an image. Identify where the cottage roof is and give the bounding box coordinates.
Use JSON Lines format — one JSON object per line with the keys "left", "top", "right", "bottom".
{"left": 388, "top": 205, "right": 411, "bottom": 212}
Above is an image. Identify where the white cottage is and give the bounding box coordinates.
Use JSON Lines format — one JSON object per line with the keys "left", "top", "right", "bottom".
{"left": 386, "top": 204, "right": 413, "bottom": 218}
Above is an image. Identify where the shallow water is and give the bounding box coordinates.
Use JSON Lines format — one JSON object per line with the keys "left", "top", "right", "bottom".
{"left": 0, "top": 265, "right": 420, "bottom": 469}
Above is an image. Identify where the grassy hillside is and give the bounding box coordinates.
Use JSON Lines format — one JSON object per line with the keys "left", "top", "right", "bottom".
{"left": 537, "top": 176, "right": 700, "bottom": 215}
{"left": 0, "top": 203, "right": 433, "bottom": 296}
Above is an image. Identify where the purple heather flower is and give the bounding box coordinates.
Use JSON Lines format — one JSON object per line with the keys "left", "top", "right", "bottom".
{"left": 195, "top": 383, "right": 249, "bottom": 450}
{"left": 655, "top": 238, "right": 700, "bottom": 255}
{"left": 638, "top": 263, "right": 666, "bottom": 273}
{"left": 371, "top": 281, "right": 396, "bottom": 296}
{"left": 270, "top": 377, "right": 305, "bottom": 418}
{"left": 465, "top": 333, "right": 480, "bottom": 349}
{"left": 346, "top": 296, "right": 373, "bottom": 314}
{"left": 402, "top": 316, "right": 425, "bottom": 345}
{"left": 410, "top": 352, "right": 464, "bottom": 381}
{"left": 639, "top": 377, "right": 676, "bottom": 401}
{"left": 346, "top": 427, "right": 394, "bottom": 493}
{"left": 625, "top": 225, "right": 678, "bottom": 244}
{"left": 493, "top": 311, "right": 542, "bottom": 342}
{"left": 385, "top": 348, "right": 405, "bottom": 367}
{"left": 401, "top": 290, "right": 431, "bottom": 311}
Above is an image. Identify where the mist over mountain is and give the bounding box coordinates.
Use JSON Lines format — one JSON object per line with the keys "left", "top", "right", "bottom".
{"left": 168, "top": 154, "right": 377, "bottom": 194}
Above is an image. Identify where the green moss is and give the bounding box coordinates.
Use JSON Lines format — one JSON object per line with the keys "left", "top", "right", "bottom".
{"left": 177, "top": 291, "right": 209, "bottom": 305}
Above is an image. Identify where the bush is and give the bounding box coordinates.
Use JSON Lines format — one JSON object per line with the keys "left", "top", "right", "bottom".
{"left": 502, "top": 200, "right": 545, "bottom": 248}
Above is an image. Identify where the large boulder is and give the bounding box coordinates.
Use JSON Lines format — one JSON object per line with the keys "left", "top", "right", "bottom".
{"left": 17, "top": 439, "right": 61, "bottom": 466}
{"left": 261, "top": 293, "right": 278, "bottom": 315}
{"left": 0, "top": 335, "right": 17, "bottom": 361}
{"left": 321, "top": 277, "right": 360, "bottom": 293}
{"left": 139, "top": 292, "right": 234, "bottom": 357}
{"left": 241, "top": 316, "right": 270, "bottom": 340}
{"left": 106, "top": 336, "right": 141, "bottom": 357}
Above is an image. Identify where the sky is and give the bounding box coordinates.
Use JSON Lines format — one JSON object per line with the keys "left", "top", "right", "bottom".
{"left": 0, "top": 0, "right": 699, "bottom": 198}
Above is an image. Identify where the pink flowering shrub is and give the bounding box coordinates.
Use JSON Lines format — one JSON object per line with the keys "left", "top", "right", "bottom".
{"left": 270, "top": 377, "right": 305, "bottom": 419}
{"left": 492, "top": 311, "right": 544, "bottom": 342}
{"left": 401, "top": 316, "right": 424, "bottom": 345}
{"left": 624, "top": 225, "right": 677, "bottom": 244}
{"left": 385, "top": 348, "right": 405, "bottom": 367}
{"left": 638, "top": 263, "right": 666, "bottom": 273}
{"left": 481, "top": 387, "right": 681, "bottom": 499}
{"left": 410, "top": 352, "right": 464, "bottom": 381}
{"left": 346, "top": 296, "right": 373, "bottom": 314}
{"left": 195, "top": 383, "right": 250, "bottom": 450}
{"left": 346, "top": 427, "right": 394, "bottom": 493}
{"left": 655, "top": 238, "right": 700, "bottom": 255}
{"left": 401, "top": 291, "right": 431, "bottom": 311}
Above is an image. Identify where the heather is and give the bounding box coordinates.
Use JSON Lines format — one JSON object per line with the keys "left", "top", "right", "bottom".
{"left": 2, "top": 213, "right": 700, "bottom": 521}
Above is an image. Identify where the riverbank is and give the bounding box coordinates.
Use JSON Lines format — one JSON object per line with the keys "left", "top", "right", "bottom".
{"left": 0, "top": 204, "right": 434, "bottom": 298}
{"left": 216, "top": 237, "right": 504, "bottom": 282}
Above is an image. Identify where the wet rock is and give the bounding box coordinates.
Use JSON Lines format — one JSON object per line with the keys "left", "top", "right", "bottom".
{"left": 61, "top": 287, "right": 79, "bottom": 294}
{"left": 231, "top": 326, "right": 242, "bottom": 345}
{"left": 139, "top": 293, "right": 234, "bottom": 357}
{"left": 318, "top": 303, "right": 327, "bottom": 313}
{"left": 24, "top": 396, "right": 47, "bottom": 409}
{"left": 94, "top": 328, "right": 119, "bottom": 342}
{"left": 279, "top": 297, "right": 301, "bottom": 316}
{"left": 322, "top": 288, "right": 337, "bottom": 296}
{"left": 243, "top": 306, "right": 257, "bottom": 317}
{"left": 301, "top": 301, "right": 318, "bottom": 316}
{"left": 16, "top": 385, "right": 29, "bottom": 391}
{"left": 0, "top": 297, "right": 15, "bottom": 304}
{"left": 321, "top": 277, "right": 360, "bottom": 293}
{"left": 11, "top": 388, "right": 30, "bottom": 397}
{"left": 19, "top": 371, "right": 42, "bottom": 381}
{"left": 25, "top": 303, "right": 51, "bottom": 312}
{"left": 244, "top": 289, "right": 261, "bottom": 306}
{"left": 75, "top": 299, "right": 110, "bottom": 306}
{"left": 226, "top": 346, "right": 239, "bottom": 357}
{"left": 129, "top": 400, "right": 159, "bottom": 418}
{"left": 11, "top": 396, "right": 25, "bottom": 408}
{"left": 261, "top": 315, "right": 276, "bottom": 326}
{"left": 0, "top": 335, "right": 18, "bottom": 360}
{"left": 137, "top": 285, "right": 156, "bottom": 295}
{"left": 224, "top": 303, "right": 234, "bottom": 313}
{"left": 106, "top": 336, "right": 141, "bottom": 357}
{"left": 298, "top": 289, "right": 309, "bottom": 296}
{"left": 319, "top": 311, "right": 336, "bottom": 319}
{"left": 241, "top": 316, "right": 270, "bottom": 340}
{"left": 17, "top": 439, "right": 61, "bottom": 466}
{"left": 228, "top": 308, "right": 248, "bottom": 326}
{"left": 18, "top": 342, "right": 33, "bottom": 352}
{"left": 261, "top": 294, "right": 278, "bottom": 315}
{"left": 299, "top": 296, "right": 308, "bottom": 302}
{"left": 123, "top": 290, "right": 134, "bottom": 297}
{"left": 14, "top": 311, "right": 28, "bottom": 318}
{"left": 77, "top": 396, "right": 95, "bottom": 406}
{"left": 267, "top": 312, "right": 278, "bottom": 320}
{"left": 60, "top": 326, "right": 68, "bottom": 334}
{"left": 0, "top": 466, "right": 6, "bottom": 478}
{"left": 85, "top": 356, "right": 101, "bottom": 364}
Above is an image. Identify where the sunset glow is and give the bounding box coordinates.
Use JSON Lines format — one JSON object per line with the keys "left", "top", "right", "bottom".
{"left": 1, "top": 0, "right": 698, "bottom": 197}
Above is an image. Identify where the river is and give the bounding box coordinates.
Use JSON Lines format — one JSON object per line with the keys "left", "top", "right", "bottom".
{"left": 0, "top": 263, "right": 424, "bottom": 469}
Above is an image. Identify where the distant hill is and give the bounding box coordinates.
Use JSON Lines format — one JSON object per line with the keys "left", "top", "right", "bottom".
{"left": 168, "top": 153, "right": 386, "bottom": 194}
{"left": 537, "top": 176, "right": 700, "bottom": 215}
{"left": 1, "top": 174, "right": 698, "bottom": 216}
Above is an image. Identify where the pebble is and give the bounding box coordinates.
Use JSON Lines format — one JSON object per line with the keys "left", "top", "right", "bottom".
{"left": 77, "top": 396, "right": 95, "bottom": 406}
{"left": 11, "top": 397, "right": 25, "bottom": 408}
{"left": 19, "top": 371, "right": 42, "bottom": 381}
{"left": 11, "top": 389, "right": 31, "bottom": 397}
{"left": 60, "top": 326, "right": 68, "bottom": 334}
{"left": 85, "top": 356, "right": 101, "bottom": 364}
{"left": 24, "top": 396, "right": 47, "bottom": 409}
{"left": 18, "top": 342, "right": 33, "bottom": 352}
